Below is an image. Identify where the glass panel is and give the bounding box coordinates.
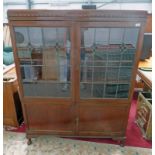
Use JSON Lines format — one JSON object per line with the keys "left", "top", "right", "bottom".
{"left": 80, "top": 27, "right": 139, "bottom": 99}
{"left": 22, "top": 83, "right": 70, "bottom": 97}
{"left": 15, "top": 27, "right": 71, "bottom": 97}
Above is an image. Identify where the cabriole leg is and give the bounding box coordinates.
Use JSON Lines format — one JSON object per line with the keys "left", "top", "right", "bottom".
{"left": 27, "top": 138, "right": 32, "bottom": 145}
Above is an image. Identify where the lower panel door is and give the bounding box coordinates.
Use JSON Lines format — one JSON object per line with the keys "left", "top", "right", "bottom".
{"left": 78, "top": 105, "right": 128, "bottom": 137}
{"left": 25, "top": 102, "right": 76, "bottom": 135}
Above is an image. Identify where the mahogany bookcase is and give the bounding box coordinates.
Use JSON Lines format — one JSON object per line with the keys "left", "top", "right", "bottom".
{"left": 8, "top": 10, "right": 147, "bottom": 145}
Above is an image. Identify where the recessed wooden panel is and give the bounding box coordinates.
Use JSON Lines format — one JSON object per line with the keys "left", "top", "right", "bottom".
{"left": 25, "top": 103, "right": 75, "bottom": 133}
{"left": 79, "top": 105, "right": 128, "bottom": 135}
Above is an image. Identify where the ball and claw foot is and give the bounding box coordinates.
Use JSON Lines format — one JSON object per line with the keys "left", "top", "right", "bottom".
{"left": 27, "top": 138, "right": 32, "bottom": 145}
{"left": 112, "top": 137, "right": 126, "bottom": 147}
{"left": 119, "top": 139, "right": 125, "bottom": 147}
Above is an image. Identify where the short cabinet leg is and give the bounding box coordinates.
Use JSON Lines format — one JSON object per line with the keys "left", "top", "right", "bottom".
{"left": 112, "top": 137, "right": 126, "bottom": 147}
{"left": 119, "top": 139, "right": 125, "bottom": 147}
{"left": 27, "top": 138, "right": 32, "bottom": 145}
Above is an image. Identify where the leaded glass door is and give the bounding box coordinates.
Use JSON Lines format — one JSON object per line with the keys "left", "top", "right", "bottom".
{"left": 11, "top": 21, "right": 76, "bottom": 133}
{"left": 77, "top": 23, "right": 140, "bottom": 100}
{"left": 13, "top": 22, "right": 75, "bottom": 100}
{"left": 76, "top": 22, "right": 141, "bottom": 135}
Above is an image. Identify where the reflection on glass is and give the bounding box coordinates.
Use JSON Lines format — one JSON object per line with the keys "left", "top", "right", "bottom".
{"left": 15, "top": 27, "right": 71, "bottom": 97}
{"left": 80, "top": 28, "right": 139, "bottom": 99}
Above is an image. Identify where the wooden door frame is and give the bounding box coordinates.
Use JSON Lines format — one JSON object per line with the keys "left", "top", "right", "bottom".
{"left": 75, "top": 21, "right": 146, "bottom": 104}
{"left": 9, "top": 20, "right": 77, "bottom": 104}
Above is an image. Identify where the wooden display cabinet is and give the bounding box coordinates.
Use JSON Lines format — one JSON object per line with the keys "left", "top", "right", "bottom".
{"left": 8, "top": 10, "right": 147, "bottom": 145}
{"left": 3, "top": 66, "right": 23, "bottom": 127}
